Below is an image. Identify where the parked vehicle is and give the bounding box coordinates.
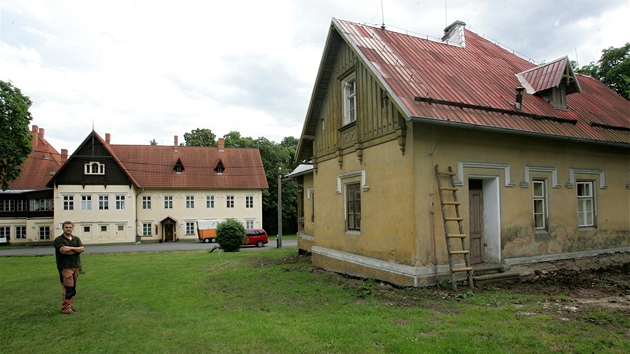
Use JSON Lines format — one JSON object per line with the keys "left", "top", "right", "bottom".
{"left": 197, "top": 220, "right": 218, "bottom": 243}
{"left": 244, "top": 229, "right": 268, "bottom": 247}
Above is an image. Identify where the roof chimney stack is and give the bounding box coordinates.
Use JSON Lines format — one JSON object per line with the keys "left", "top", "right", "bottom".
{"left": 218, "top": 138, "right": 224, "bottom": 152}
{"left": 61, "top": 149, "right": 68, "bottom": 163}
{"left": 515, "top": 87, "right": 525, "bottom": 110}
{"left": 106, "top": 133, "right": 111, "bottom": 145}
{"left": 174, "top": 135, "right": 178, "bottom": 147}
{"left": 31, "top": 125, "right": 39, "bottom": 149}
{"left": 39, "top": 127, "right": 45, "bottom": 140}
{"left": 442, "top": 20, "right": 466, "bottom": 48}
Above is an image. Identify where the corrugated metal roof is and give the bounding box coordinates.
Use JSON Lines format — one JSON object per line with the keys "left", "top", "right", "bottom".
{"left": 307, "top": 19, "right": 629, "bottom": 148}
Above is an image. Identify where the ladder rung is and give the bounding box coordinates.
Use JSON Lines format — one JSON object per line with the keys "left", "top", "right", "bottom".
{"left": 447, "top": 234, "right": 467, "bottom": 238}
{"left": 445, "top": 217, "right": 464, "bottom": 221}
{"left": 440, "top": 187, "right": 458, "bottom": 191}
{"left": 442, "top": 201, "right": 461, "bottom": 205}
{"left": 452, "top": 267, "right": 474, "bottom": 272}
{"left": 450, "top": 250, "right": 470, "bottom": 255}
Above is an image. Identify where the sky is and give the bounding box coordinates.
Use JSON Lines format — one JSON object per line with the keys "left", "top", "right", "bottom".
{"left": 2, "top": 0, "right": 628, "bottom": 155}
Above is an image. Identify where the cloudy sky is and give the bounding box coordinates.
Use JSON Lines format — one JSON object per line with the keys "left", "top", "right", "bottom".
{"left": 2, "top": 0, "right": 628, "bottom": 154}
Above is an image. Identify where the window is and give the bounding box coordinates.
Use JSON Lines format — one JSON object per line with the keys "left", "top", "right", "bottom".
{"left": 246, "top": 196, "right": 254, "bottom": 209}
{"left": 15, "top": 226, "right": 26, "bottom": 239}
{"left": 117, "top": 225, "right": 124, "bottom": 232}
{"left": 83, "top": 226, "right": 91, "bottom": 233}
{"left": 84, "top": 161, "right": 105, "bottom": 175}
{"left": 346, "top": 183, "right": 361, "bottom": 231}
{"left": 39, "top": 226, "right": 51, "bottom": 240}
{"left": 142, "top": 223, "right": 152, "bottom": 236}
{"left": 0, "top": 226, "right": 9, "bottom": 240}
{"left": 99, "top": 195, "right": 109, "bottom": 210}
{"left": 245, "top": 220, "right": 254, "bottom": 229}
{"left": 533, "top": 180, "right": 547, "bottom": 230}
{"left": 115, "top": 195, "right": 126, "bottom": 210}
{"left": 30, "top": 199, "right": 52, "bottom": 211}
{"left": 577, "top": 181, "right": 595, "bottom": 227}
{"left": 0, "top": 200, "right": 15, "bottom": 211}
{"left": 81, "top": 195, "right": 92, "bottom": 210}
{"left": 343, "top": 75, "right": 357, "bottom": 124}
{"left": 185, "top": 222, "right": 195, "bottom": 235}
{"left": 100, "top": 225, "right": 107, "bottom": 232}
{"left": 142, "top": 196, "right": 152, "bottom": 210}
{"left": 164, "top": 196, "right": 173, "bottom": 209}
{"left": 17, "top": 200, "right": 27, "bottom": 211}
{"left": 186, "top": 195, "right": 195, "bottom": 209}
{"left": 226, "top": 195, "right": 234, "bottom": 208}
{"left": 63, "top": 196, "right": 74, "bottom": 211}
{"left": 206, "top": 195, "right": 215, "bottom": 209}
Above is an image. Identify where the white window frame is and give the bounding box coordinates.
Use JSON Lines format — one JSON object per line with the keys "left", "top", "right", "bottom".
{"left": 142, "top": 196, "right": 152, "bottom": 210}
{"left": 99, "top": 195, "right": 109, "bottom": 210}
{"left": 226, "top": 195, "right": 234, "bottom": 208}
{"left": 245, "top": 196, "right": 254, "bottom": 209}
{"left": 532, "top": 180, "right": 547, "bottom": 230}
{"left": 577, "top": 181, "right": 595, "bottom": 227}
{"left": 81, "top": 195, "right": 92, "bottom": 210}
{"left": 142, "top": 223, "right": 152, "bottom": 236}
{"left": 185, "top": 221, "right": 195, "bottom": 235}
{"left": 206, "top": 195, "right": 215, "bottom": 209}
{"left": 245, "top": 220, "right": 254, "bottom": 229}
{"left": 115, "top": 195, "right": 126, "bottom": 210}
{"left": 39, "top": 226, "right": 51, "bottom": 240}
{"left": 63, "top": 196, "right": 74, "bottom": 211}
{"left": 0, "top": 226, "right": 10, "bottom": 240}
{"left": 84, "top": 161, "right": 105, "bottom": 175}
{"left": 186, "top": 195, "right": 195, "bottom": 209}
{"left": 100, "top": 225, "right": 108, "bottom": 232}
{"left": 343, "top": 75, "right": 357, "bottom": 125}
{"left": 117, "top": 224, "right": 124, "bottom": 232}
{"left": 0, "top": 200, "right": 15, "bottom": 211}
{"left": 164, "top": 195, "right": 173, "bottom": 209}
{"left": 17, "top": 200, "right": 27, "bottom": 211}
{"left": 15, "top": 226, "right": 26, "bottom": 239}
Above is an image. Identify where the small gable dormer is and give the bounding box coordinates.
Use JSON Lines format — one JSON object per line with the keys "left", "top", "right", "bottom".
{"left": 173, "top": 158, "right": 185, "bottom": 174}
{"left": 516, "top": 56, "right": 581, "bottom": 110}
{"left": 214, "top": 159, "right": 225, "bottom": 175}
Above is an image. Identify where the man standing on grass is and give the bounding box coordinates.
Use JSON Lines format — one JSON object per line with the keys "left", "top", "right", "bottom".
{"left": 54, "top": 221, "right": 84, "bottom": 315}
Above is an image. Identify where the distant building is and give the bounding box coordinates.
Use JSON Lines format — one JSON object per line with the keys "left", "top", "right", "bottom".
{"left": 293, "top": 19, "right": 630, "bottom": 287}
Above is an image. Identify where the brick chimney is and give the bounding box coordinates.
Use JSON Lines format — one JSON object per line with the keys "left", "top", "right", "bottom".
{"left": 39, "top": 127, "right": 45, "bottom": 140}
{"left": 61, "top": 149, "right": 68, "bottom": 163}
{"left": 105, "top": 133, "right": 111, "bottom": 145}
{"left": 218, "top": 138, "right": 224, "bottom": 152}
{"left": 442, "top": 20, "right": 466, "bottom": 48}
{"left": 174, "top": 135, "right": 178, "bottom": 147}
{"left": 31, "top": 125, "right": 39, "bottom": 149}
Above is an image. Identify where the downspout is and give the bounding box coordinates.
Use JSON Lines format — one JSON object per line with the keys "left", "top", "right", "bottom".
{"left": 429, "top": 133, "right": 444, "bottom": 287}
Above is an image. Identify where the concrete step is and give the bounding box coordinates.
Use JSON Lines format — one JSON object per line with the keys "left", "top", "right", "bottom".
{"left": 472, "top": 263, "right": 504, "bottom": 275}
{"left": 473, "top": 271, "right": 521, "bottom": 285}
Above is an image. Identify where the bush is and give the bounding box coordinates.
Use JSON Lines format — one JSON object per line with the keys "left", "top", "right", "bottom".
{"left": 216, "top": 219, "right": 246, "bottom": 252}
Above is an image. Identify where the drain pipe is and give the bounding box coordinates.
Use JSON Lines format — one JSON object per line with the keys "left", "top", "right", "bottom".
{"left": 431, "top": 201, "right": 439, "bottom": 286}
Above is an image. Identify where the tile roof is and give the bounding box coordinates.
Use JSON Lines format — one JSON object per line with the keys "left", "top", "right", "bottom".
{"left": 298, "top": 19, "right": 629, "bottom": 160}
{"left": 7, "top": 126, "right": 63, "bottom": 190}
{"left": 109, "top": 144, "right": 269, "bottom": 190}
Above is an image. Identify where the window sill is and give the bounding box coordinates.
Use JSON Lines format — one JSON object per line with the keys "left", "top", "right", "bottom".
{"left": 345, "top": 230, "right": 361, "bottom": 237}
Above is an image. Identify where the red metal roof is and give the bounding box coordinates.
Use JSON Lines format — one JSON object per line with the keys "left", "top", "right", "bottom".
{"left": 8, "top": 126, "right": 62, "bottom": 190}
{"left": 332, "top": 19, "right": 629, "bottom": 146}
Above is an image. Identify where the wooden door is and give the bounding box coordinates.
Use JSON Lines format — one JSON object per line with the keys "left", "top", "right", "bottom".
{"left": 469, "top": 189, "right": 484, "bottom": 264}
{"left": 164, "top": 224, "right": 174, "bottom": 242}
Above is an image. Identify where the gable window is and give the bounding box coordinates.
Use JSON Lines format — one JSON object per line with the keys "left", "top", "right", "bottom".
{"left": 99, "top": 195, "right": 109, "bottom": 210}
{"left": 532, "top": 180, "right": 547, "bottom": 230}
{"left": 186, "top": 195, "right": 195, "bottom": 209}
{"left": 63, "top": 196, "right": 74, "bottom": 211}
{"left": 15, "top": 226, "right": 26, "bottom": 239}
{"left": 185, "top": 222, "right": 195, "bottom": 235}
{"left": 39, "top": 226, "right": 51, "bottom": 240}
{"left": 164, "top": 195, "right": 173, "bottom": 209}
{"left": 226, "top": 195, "right": 234, "bottom": 208}
{"left": 142, "top": 196, "right": 152, "bottom": 210}
{"left": 81, "top": 195, "right": 92, "bottom": 210}
{"left": 343, "top": 75, "right": 357, "bottom": 125}
{"left": 206, "top": 195, "right": 215, "bottom": 209}
{"left": 142, "top": 223, "right": 152, "bottom": 236}
{"left": 85, "top": 161, "right": 105, "bottom": 175}
{"left": 577, "top": 181, "right": 595, "bottom": 227}
{"left": 115, "top": 195, "right": 125, "bottom": 210}
{"left": 346, "top": 183, "right": 361, "bottom": 231}
{"left": 245, "top": 196, "right": 254, "bottom": 209}
{"left": 215, "top": 160, "right": 225, "bottom": 175}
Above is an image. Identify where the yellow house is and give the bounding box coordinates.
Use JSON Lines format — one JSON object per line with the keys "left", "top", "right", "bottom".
{"left": 45, "top": 131, "right": 268, "bottom": 244}
{"left": 294, "top": 19, "right": 630, "bottom": 287}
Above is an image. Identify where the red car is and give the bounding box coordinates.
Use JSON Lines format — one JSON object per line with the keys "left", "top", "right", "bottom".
{"left": 243, "top": 229, "right": 268, "bottom": 247}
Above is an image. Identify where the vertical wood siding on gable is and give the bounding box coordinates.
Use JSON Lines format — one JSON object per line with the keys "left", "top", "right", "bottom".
{"left": 314, "top": 41, "right": 404, "bottom": 160}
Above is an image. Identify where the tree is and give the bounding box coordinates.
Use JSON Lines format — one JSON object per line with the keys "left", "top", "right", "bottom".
{"left": 0, "top": 81, "right": 33, "bottom": 190}
{"left": 576, "top": 43, "right": 630, "bottom": 100}
{"left": 184, "top": 128, "right": 217, "bottom": 147}
{"left": 222, "top": 131, "right": 257, "bottom": 148}
{"left": 149, "top": 139, "right": 158, "bottom": 145}
{"left": 216, "top": 218, "right": 246, "bottom": 252}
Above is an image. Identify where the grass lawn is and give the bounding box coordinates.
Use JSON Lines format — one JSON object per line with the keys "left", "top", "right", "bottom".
{"left": 1, "top": 248, "right": 628, "bottom": 353}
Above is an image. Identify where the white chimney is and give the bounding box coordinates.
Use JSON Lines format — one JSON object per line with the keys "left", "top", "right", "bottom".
{"left": 442, "top": 20, "right": 466, "bottom": 48}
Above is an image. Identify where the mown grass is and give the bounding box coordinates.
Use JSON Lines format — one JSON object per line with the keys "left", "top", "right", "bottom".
{"left": 1, "top": 248, "right": 628, "bottom": 353}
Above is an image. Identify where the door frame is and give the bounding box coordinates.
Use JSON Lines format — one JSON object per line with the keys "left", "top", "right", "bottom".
{"left": 467, "top": 176, "right": 501, "bottom": 264}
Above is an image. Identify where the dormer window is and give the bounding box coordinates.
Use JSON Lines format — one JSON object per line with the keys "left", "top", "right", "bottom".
{"left": 515, "top": 56, "right": 580, "bottom": 111}
{"left": 173, "top": 158, "right": 185, "bottom": 175}
{"left": 214, "top": 159, "right": 225, "bottom": 175}
{"left": 85, "top": 161, "right": 105, "bottom": 175}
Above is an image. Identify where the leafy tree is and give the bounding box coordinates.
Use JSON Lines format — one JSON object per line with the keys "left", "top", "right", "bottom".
{"left": 0, "top": 81, "right": 33, "bottom": 190}
{"left": 216, "top": 218, "right": 246, "bottom": 252}
{"left": 576, "top": 43, "right": 630, "bottom": 100}
{"left": 222, "top": 131, "right": 257, "bottom": 148}
{"left": 149, "top": 139, "right": 158, "bottom": 145}
{"left": 184, "top": 128, "right": 217, "bottom": 147}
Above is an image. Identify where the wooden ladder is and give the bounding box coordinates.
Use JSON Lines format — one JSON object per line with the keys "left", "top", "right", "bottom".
{"left": 435, "top": 165, "right": 474, "bottom": 291}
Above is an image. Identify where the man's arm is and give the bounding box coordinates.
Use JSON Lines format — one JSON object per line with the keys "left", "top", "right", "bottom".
{"left": 60, "top": 246, "right": 85, "bottom": 254}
